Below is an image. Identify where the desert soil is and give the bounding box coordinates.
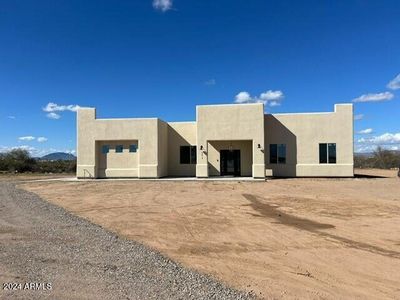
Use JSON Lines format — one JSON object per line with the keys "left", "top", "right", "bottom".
{"left": 18, "top": 169, "right": 400, "bottom": 299}
{"left": 0, "top": 181, "right": 252, "bottom": 299}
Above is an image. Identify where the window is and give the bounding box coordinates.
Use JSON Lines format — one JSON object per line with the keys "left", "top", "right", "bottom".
{"left": 115, "top": 145, "right": 123, "bottom": 153}
{"left": 328, "top": 143, "right": 336, "bottom": 164}
{"left": 129, "top": 144, "right": 138, "bottom": 153}
{"left": 190, "top": 146, "right": 196, "bottom": 164}
{"left": 319, "top": 144, "right": 327, "bottom": 163}
{"left": 180, "top": 146, "right": 196, "bottom": 164}
{"left": 319, "top": 143, "right": 336, "bottom": 164}
{"left": 269, "top": 144, "right": 277, "bottom": 164}
{"left": 101, "top": 145, "right": 109, "bottom": 154}
{"left": 270, "top": 144, "right": 286, "bottom": 164}
{"left": 278, "top": 144, "right": 286, "bottom": 164}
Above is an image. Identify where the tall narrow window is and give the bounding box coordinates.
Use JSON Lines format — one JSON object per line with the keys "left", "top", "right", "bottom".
{"left": 190, "top": 146, "right": 197, "bottom": 164}
{"left": 102, "top": 145, "right": 109, "bottom": 154}
{"left": 180, "top": 146, "right": 196, "bottom": 164}
{"left": 270, "top": 144, "right": 277, "bottom": 164}
{"left": 319, "top": 144, "right": 327, "bottom": 163}
{"left": 270, "top": 144, "right": 286, "bottom": 164}
{"left": 319, "top": 143, "right": 336, "bottom": 164}
{"left": 115, "top": 145, "right": 123, "bottom": 153}
{"left": 328, "top": 143, "right": 336, "bottom": 164}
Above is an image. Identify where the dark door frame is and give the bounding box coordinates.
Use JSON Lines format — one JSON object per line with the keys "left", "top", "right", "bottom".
{"left": 220, "top": 149, "right": 241, "bottom": 176}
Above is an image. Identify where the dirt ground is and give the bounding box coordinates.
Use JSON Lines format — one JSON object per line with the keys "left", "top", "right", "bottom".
{"left": 20, "top": 169, "right": 400, "bottom": 299}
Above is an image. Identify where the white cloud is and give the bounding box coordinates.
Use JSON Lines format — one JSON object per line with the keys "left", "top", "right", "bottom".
{"left": 234, "top": 91, "right": 252, "bottom": 103}
{"left": 46, "top": 112, "right": 61, "bottom": 119}
{"left": 357, "top": 132, "right": 400, "bottom": 145}
{"left": 152, "top": 0, "right": 172, "bottom": 12}
{"left": 0, "top": 145, "right": 36, "bottom": 154}
{"left": 43, "top": 102, "right": 81, "bottom": 113}
{"left": 259, "top": 90, "right": 284, "bottom": 102}
{"left": 18, "top": 136, "right": 35, "bottom": 141}
{"left": 387, "top": 73, "right": 400, "bottom": 90}
{"left": 205, "top": 79, "right": 216, "bottom": 86}
{"left": 352, "top": 92, "right": 394, "bottom": 103}
{"left": 43, "top": 102, "right": 85, "bottom": 119}
{"left": 37, "top": 137, "right": 48, "bottom": 143}
{"left": 354, "top": 114, "right": 364, "bottom": 120}
{"left": 269, "top": 101, "right": 281, "bottom": 107}
{"left": 7, "top": 116, "right": 16, "bottom": 119}
{"left": 234, "top": 90, "right": 284, "bottom": 107}
{"left": 357, "top": 128, "right": 373, "bottom": 134}
{"left": 355, "top": 132, "right": 400, "bottom": 153}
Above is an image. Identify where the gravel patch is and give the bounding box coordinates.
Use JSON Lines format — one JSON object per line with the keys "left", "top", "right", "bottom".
{"left": 0, "top": 181, "right": 255, "bottom": 299}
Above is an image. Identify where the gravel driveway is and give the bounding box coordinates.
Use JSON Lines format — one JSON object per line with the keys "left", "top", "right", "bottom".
{"left": 0, "top": 182, "right": 253, "bottom": 299}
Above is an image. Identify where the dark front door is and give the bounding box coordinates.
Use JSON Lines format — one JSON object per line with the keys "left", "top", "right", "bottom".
{"left": 220, "top": 150, "right": 241, "bottom": 176}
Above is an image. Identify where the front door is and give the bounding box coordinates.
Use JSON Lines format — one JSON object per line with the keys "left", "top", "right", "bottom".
{"left": 220, "top": 150, "right": 241, "bottom": 176}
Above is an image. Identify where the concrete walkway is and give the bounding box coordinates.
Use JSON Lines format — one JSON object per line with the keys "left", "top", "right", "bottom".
{"left": 25, "top": 176, "right": 266, "bottom": 183}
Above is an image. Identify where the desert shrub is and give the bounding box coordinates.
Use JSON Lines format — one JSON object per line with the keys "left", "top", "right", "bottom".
{"left": 0, "top": 149, "right": 37, "bottom": 172}
{"left": 35, "top": 160, "right": 76, "bottom": 173}
{"left": 0, "top": 150, "right": 76, "bottom": 173}
{"left": 355, "top": 147, "right": 400, "bottom": 169}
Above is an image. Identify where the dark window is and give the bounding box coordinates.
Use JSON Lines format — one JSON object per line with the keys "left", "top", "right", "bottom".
{"left": 278, "top": 144, "right": 286, "bottom": 164}
{"left": 270, "top": 144, "right": 286, "bottom": 164}
{"left": 102, "top": 145, "right": 109, "bottom": 154}
{"left": 319, "top": 143, "right": 336, "bottom": 164}
{"left": 180, "top": 146, "right": 196, "bottom": 164}
{"left": 129, "top": 144, "right": 138, "bottom": 153}
{"left": 270, "top": 144, "right": 277, "bottom": 164}
{"left": 328, "top": 143, "right": 336, "bottom": 163}
{"left": 190, "top": 146, "right": 197, "bottom": 164}
{"left": 319, "top": 144, "right": 327, "bottom": 163}
{"left": 115, "top": 145, "right": 123, "bottom": 153}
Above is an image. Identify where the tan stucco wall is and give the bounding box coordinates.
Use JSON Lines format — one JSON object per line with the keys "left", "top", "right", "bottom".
{"left": 77, "top": 108, "right": 164, "bottom": 178}
{"left": 196, "top": 103, "right": 265, "bottom": 178}
{"left": 157, "top": 120, "right": 169, "bottom": 178}
{"left": 264, "top": 104, "right": 354, "bottom": 177}
{"left": 96, "top": 140, "right": 138, "bottom": 178}
{"left": 167, "top": 122, "right": 197, "bottom": 176}
{"left": 77, "top": 103, "right": 353, "bottom": 179}
{"left": 207, "top": 140, "right": 252, "bottom": 176}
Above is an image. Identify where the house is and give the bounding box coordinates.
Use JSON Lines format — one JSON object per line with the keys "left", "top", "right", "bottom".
{"left": 77, "top": 103, "right": 354, "bottom": 179}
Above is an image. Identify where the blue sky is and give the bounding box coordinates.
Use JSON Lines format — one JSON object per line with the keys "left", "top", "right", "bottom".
{"left": 1, "top": 0, "right": 399, "bottom": 155}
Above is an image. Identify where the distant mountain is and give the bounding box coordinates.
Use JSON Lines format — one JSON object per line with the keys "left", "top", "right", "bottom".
{"left": 40, "top": 152, "right": 76, "bottom": 161}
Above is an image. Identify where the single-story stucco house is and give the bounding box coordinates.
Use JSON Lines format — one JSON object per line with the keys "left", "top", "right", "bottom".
{"left": 77, "top": 103, "right": 354, "bottom": 179}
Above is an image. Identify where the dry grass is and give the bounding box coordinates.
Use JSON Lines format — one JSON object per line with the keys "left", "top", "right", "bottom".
{"left": 20, "top": 169, "right": 400, "bottom": 299}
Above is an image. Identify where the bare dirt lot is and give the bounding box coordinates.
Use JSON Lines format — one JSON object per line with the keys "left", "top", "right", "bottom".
{"left": 0, "top": 181, "right": 250, "bottom": 300}
{"left": 20, "top": 169, "right": 400, "bottom": 299}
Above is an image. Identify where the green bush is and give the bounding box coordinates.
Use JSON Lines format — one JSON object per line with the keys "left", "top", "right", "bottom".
{"left": 0, "top": 149, "right": 37, "bottom": 172}
{"left": 0, "top": 149, "right": 76, "bottom": 173}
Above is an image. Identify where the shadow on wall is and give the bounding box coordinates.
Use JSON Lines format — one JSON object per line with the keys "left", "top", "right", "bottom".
{"left": 167, "top": 126, "right": 196, "bottom": 177}
{"left": 265, "top": 115, "right": 297, "bottom": 177}
{"left": 95, "top": 141, "right": 108, "bottom": 178}
{"left": 208, "top": 162, "right": 219, "bottom": 176}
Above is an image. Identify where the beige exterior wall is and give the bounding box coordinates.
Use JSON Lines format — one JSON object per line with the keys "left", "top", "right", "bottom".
{"left": 77, "top": 108, "right": 164, "bottom": 178}
{"left": 196, "top": 103, "right": 265, "bottom": 178}
{"left": 96, "top": 140, "right": 139, "bottom": 178}
{"left": 77, "top": 103, "right": 353, "bottom": 179}
{"left": 265, "top": 104, "right": 354, "bottom": 177}
{"left": 167, "top": 122, "right": 197, "bottom": 176}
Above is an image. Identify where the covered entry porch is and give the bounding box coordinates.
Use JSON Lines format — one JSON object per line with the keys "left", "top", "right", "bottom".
{"left": 207, "top": 140, "right": 253, "bottom": 177}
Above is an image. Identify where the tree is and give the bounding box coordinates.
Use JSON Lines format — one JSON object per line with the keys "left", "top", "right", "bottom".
{"left": 0, "top": 149, "right": 37, "bottom": 172}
